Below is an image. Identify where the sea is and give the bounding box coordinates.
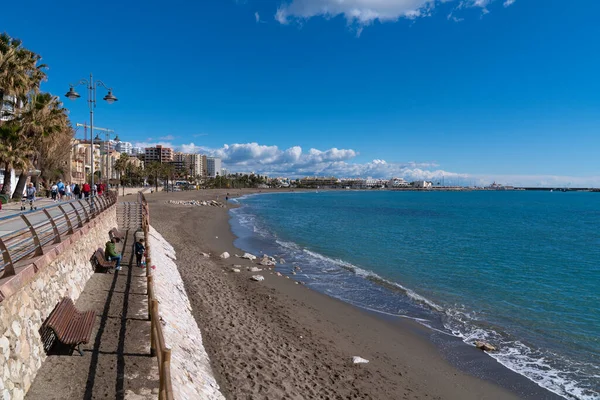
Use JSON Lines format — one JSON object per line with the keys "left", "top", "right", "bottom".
{"left": 228, "top": 190, "right": 600, "bottom": 400}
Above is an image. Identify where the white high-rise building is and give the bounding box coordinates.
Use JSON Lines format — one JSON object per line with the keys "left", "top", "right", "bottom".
{"left": 206, "top": 157, "right": 222, "bottom": 178}
{"left": 1, "top": 94, "right": 17, "bottom": 122}
{"left": 116, "top": 141, "right": 133, "bottom": 154}
{"left": 131, "top": 147, "right": 144, "bottom": 155}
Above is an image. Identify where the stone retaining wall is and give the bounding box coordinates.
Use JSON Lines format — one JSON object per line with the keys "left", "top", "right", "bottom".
{"left": 0, "top": 208, "right": 117, "bottom": 400}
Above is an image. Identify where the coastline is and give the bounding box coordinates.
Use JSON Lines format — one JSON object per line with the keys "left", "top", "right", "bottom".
{"left": 146, "top": 189, "right": 561, "bottom": 399}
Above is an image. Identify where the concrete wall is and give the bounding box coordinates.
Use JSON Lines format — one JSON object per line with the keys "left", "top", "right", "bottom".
{"left": 148, "top": 226, "right": 224, "bottom": 400}
{"left": 0, "top": 208, "right": 116, "bottom": 400}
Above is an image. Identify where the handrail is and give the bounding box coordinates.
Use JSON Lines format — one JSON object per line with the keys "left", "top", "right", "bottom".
{"left": 139, "top": 192, "right": 174, "bottom": 400}
{"left": 0, "top": 192, "right": 117, "bottom": 277}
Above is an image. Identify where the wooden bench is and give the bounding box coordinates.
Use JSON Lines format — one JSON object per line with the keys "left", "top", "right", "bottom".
{"left": 109, "top": 228, "right": 125, "bottom": 241}
{"left": 92, "top": 247, "right": 117, "bottom": 271}
{"left": 40, "top": 297, "right": 96, "bottom": 356}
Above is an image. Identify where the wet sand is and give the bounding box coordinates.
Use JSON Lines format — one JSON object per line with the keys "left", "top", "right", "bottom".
{"left": 146, "top": 189, "right": 555, "bottom": 400}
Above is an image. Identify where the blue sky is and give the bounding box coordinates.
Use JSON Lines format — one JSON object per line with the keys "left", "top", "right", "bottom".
{"left": 2, "top": 0, "right": 599, "bottom": 186}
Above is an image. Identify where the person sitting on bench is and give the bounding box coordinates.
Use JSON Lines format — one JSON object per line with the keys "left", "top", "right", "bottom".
{"left": 105, "top": 237, "right": 122, "bottom": 271}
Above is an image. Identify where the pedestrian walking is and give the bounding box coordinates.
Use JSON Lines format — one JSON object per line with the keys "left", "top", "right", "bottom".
{"left": 22, "top": 183, "right": 37, "bottom": 211}
{"left": 51, "top": 182, "right": 58, "bottom": 201}
{"left": 73, "top": 184, "right": 81, "bottom": 199}
{"left": 57, "top": 180, "right": 65, "bottom": 200}
{"left": 82, "top": 182, "right": 91, "bottom": 199}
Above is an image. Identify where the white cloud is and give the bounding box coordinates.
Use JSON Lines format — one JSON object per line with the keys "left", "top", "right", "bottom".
{"left": 275, "top": 0, "right": 433, "bottom": 25}
{"left": 179, "top": 143, "right": 212, "bottom": 154}
{"left": 503, "top": 0, "right": 515, "bottom": 7}
{"left": 132, "top": 141, "right": 174, "bottom": 149}
{"left": 274, "top": 0, "right": 503, "bottom": 29}
{"left": 255, "top": 12, "right": 261, "bottom": 23}
{"left": 159, "top": 135, "right": 175, "bottom": 141}
{"left": 131, "top": 140, "right": 600, "bottom": 187}
{"left": 176, "top": 141, "right": 457, "bottom": 181}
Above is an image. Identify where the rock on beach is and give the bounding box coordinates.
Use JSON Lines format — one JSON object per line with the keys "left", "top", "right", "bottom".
{"left": 168, "top": 200, "right": 225, "bottom": 208}
{"left": 240, "top": 253, "right": 257, "bottom": 260}
{"left": 258, "top": 255, "right": 277, "bottom": 266}
{"left": 474, "top": 341, "right": 497, "bottom": 352}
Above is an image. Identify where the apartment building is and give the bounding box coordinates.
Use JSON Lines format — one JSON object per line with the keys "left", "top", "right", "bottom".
{"left": 145, "top": 145, "right": 173, "bottom": 163}
{"left": 0, "top": 94, "right": 17, "bottom": 122}
{"left": 299, "top": 176, "right": 340, "bottom": 187}
{"left": 388, "top": 177, "right": 410, "bottom": 188}
{"left": 68, "top": 140, "right": 101, "bottom": 184}
{"left": 116, "top": 141, "right": 133, "bottom": 154}
{"left": 131, "top": 147, "right": 144, "bottom": 156}
{"left": 206, "top": 157, "right": 222, "bottom": 178}
{"left": 172, "top": 153, "right": 205, "bottom": 177}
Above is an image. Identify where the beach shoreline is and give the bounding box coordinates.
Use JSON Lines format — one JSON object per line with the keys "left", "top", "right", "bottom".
{"left": 146, "top": 189, "right": 561, "bottom": 399}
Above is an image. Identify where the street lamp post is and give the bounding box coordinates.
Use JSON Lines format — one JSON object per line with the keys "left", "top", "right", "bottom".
{"left": 94, "top": 133, "right": 103, "bottom": 185}
{"left": 65, "top": 73, "right": 117, "bottom": 194}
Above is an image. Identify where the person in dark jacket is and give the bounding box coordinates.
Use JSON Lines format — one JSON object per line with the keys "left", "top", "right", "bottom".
{"left": 134, "top": 238, "right": 145, "bottom": 267}
{"left": 73, "top": 184, "right": 81, "bottom": 199}
{"left": 105, "top": 237, "right": 122, "bottom": 271}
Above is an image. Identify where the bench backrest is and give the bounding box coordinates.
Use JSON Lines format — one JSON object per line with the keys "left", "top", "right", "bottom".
{"left": 110, "top": 228, "right": 124, "bottom": 240}
{"left": 96, "top": 248, "right": 106, "bottom": 259}
{"left": 45, "top": 298, "right": 77, "bottom": 335}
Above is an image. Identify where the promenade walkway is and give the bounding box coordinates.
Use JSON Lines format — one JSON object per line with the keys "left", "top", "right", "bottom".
{"left": 0, "top": 198, "right": 56, "bottom": 218}
{"left": 26, "top": 208, "right": 159, "bottom": 399}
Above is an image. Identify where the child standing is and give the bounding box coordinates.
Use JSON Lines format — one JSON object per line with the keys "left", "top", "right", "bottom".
{"left": 134, "top": 238, "right": 145, "bottom": 268}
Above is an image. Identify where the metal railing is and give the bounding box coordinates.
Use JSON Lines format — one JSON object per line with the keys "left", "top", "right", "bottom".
{"left": 0, "top": 193, "right": 117, "bottom": 278}
{"left": 139, "top": 193, "right": 174, "bottom": 400}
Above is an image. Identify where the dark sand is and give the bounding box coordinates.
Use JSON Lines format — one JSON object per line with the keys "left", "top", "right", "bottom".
{"left": 146, "top": 189, "right": 557, "bottom": 400}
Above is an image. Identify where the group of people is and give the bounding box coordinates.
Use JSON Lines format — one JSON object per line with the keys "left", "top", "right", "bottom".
{"left": 11, "top": 180, "right": 109, "bottom": 212}
{"left": 104, "top": 236, "right": 146, "bottom": 272}
{"left": 48, "top": 180, "right": 107, "bottom": 202}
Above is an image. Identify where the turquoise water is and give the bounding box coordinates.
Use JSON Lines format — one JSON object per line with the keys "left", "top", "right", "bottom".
{"left": 230, "top": 191, "right": 600, "bottom": 399}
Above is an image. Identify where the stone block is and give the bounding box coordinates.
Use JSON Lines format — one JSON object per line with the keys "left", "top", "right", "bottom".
{"left": 53, "top": 242, "right": 66, "bottom": 255}
{"left": 0, "top": 275, "right": 25, "bottom": 299}
{"left": 31, "top": 252, "right": 55, "bottom": 272}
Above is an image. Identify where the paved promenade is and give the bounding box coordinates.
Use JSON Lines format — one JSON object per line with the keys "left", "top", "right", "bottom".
{"left": 0, "top": 197, "right": 56, "bottom": 217}
{"left": 25, "top": 227, "right": 159, "bottom": 399}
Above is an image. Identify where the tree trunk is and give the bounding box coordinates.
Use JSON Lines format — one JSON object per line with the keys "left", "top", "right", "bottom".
{"left": 12, "top": 171, "right": 27, "bottom": 199}
{"left": 0, "top": 163, "right": 11, "bottom": 195}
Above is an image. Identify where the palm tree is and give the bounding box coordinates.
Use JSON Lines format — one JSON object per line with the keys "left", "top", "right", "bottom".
{"left": 114, "top": 153, "right": 129, "bottom": 195}
{"left": 161, "top": 163, "right": 175, "bottom": 192}
{"left": 0, "top": 121, "right": 33, "bottom": 194}
{"left": 0, "top": 32, "right": 47, "bottom": 118}
{"left": 0, "top": 33, "right": 47, "bottom": 195}
{"left": 9, "top": 93, "right": 71, "bottom": 198}
{"left": 145, "top": 161, "right": 162, "bottom": 193}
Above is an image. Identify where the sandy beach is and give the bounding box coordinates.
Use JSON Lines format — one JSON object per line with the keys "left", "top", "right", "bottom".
{"left": 144, "top": 189, "right": 559, "bottom": 400}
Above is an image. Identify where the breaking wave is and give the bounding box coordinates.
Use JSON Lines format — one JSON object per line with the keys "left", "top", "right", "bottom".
{"left": 230, "top": 200, "right": 600, "bottom": 400}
